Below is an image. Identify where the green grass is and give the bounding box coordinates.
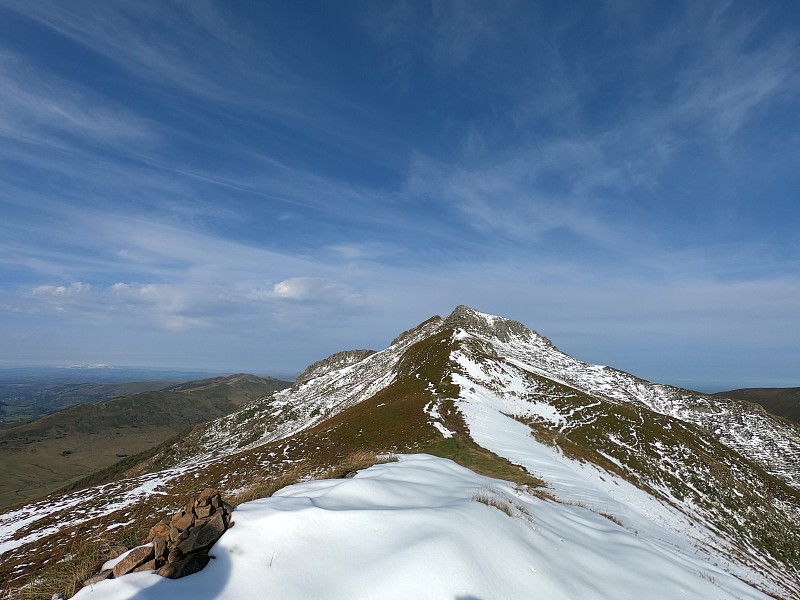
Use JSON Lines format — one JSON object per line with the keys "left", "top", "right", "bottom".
{"left": 427, "top": 436, "right": 544, "bottom": 489}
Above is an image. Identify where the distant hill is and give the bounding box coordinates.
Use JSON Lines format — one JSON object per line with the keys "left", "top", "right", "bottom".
{"left": 714, "top": 387, "right": 800, "bottom": 424}
{"left": 0, "top": 367, "right": 235, "bottom": 427}
{"left": 0, "top": 374, "right": 290, "bottom": 509}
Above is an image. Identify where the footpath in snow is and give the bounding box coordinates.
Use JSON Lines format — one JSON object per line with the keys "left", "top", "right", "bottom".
{"left": 75, "top": 454, "right": 768, "bottom": 600}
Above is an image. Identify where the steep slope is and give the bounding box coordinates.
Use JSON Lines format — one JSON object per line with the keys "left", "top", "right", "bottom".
{"left": 142, "top": 319, "right": 442, "bottom": 468}
{"left": 715, "top": 387, "right": 800, "bottom": 425}
{"left": 444, "top": 309, "right": 800, "bottom": 595}
{"left": 0, "top": 374, "right": 290, "bottom": 509}
{"left": 1, "top": 307, "right": 798, "bottom": 599}
{"left": 439, "top": 306, "right": 800, "bottom": 490}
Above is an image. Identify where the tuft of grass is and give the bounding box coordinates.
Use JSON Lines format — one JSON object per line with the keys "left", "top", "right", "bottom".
{"left": 472, "top": 490, "right": 513, "bottom": 517}
{"left": 320, "top": 449, "right": 397, "bottom": 480}
{"left": 229, "top": 464, "right": 310, "bottom": 506}
{"left": 600, "top": 512, "right": 624, "bottom": 527}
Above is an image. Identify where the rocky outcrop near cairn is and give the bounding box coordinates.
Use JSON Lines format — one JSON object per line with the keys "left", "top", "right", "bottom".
{"left": 84, "top": 488, "right": 233, "bottom": 586}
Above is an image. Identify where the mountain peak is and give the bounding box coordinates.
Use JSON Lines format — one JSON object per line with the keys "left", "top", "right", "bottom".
{"left": 443, "top": 305, "right": 553, "bottom": 346}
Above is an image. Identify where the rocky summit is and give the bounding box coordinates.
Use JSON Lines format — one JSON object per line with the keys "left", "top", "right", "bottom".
{"left": 1, "top": 306, "right": 799, "bottom": 599}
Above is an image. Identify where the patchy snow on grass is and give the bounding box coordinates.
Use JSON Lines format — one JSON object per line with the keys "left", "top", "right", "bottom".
{"left": 451, "top": 348, "right": 782, "bottom": 598}
{"left": 424, "top": 396, "right": 454, "bottom": 438}
{"left": 0, "top": 464, "right": 194, "bottom": 558}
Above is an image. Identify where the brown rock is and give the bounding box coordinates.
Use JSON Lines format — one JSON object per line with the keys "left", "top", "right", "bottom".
{"left": 133, "top": 559, "right": 157, "bottom": 573}
{"left": 157, "top": 563, "right": 177, "bottom": 578}
{"left": 176, "top": 510, "right": 226, "bottom": 554}
{"left": 171, "top": 511, "right": 194, "bottom": 531}
{"left": 143, "top": 522, "right": 170, "bottom": 544}
{"left": 153, "top": 537, "right": 167, "bottom": 560}
{"left": 158, "top": 553, "right": 210, "bottom": 579}
{"left": 169, "top": 526, "right": 181, "bottom": 542}
{"left": 83, "top": 569, "right": 112, "bottom": 587}
{"left": 112, "top": 545, "right": 155, "bottom": 578}
{"left": 197, "top": 488, "right": 216, "bottom": 506}
{"left": 135, "top": 489, "right": 234, "bottom": 580}
{"left": 167, "top": 548, "right": 183, "bottom": 563}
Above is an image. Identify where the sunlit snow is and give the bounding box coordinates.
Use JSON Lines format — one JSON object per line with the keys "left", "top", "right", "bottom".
{"left": 75, "top": 455, "right": 769, "bottom": 600}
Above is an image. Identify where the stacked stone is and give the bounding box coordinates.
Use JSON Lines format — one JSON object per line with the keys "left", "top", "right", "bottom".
{"left": 83, "top": 488, "right": 233, "bottom": 587}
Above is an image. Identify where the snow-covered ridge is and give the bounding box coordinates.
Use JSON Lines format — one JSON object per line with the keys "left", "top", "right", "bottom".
{"left": 448, "top": 342, "right": 800, "bottom": 595}
{"left": 167, "top": 316, "right": 444, "bottom": 463}
{"left": 294, "top": 349, "right": 377, "bottom": 386}
{"left": 72, "top": 456, "right": 772, "bottom": 600}
{"left": 445, "top": 307, "right": 800, "bottom": 490}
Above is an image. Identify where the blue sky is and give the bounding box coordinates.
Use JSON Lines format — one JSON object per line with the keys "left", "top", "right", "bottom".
{"left": 1, "top": 1, "right": 798, "bottom": 390}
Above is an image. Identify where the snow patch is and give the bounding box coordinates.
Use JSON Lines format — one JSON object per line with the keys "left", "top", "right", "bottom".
{"left": 73, "top": 455, "right": 769, "bottom": 600}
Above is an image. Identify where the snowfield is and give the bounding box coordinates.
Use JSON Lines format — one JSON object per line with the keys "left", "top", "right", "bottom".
{"left": 75, "top": 455, "right": 769, "bottom": 600}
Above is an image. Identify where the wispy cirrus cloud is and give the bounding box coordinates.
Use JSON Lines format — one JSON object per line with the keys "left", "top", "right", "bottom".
{"left": 402, "top": 2, "right": 800, "bottom": 251}
{"left": 0, "top": 51, "right": 157, "bottom": 148}
{"left": 0, "top": 0, "right": 258, "bottom": 101}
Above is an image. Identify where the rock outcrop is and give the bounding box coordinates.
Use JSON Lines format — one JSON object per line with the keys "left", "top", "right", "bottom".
{"left": 84, "top": 488, "right": 233, "bottom": 586}
{"left": 294, "top": 349, "right": 377, "bottom": 386}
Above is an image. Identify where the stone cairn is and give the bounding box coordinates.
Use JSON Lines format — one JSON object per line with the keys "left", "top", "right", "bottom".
{"left": 84, "top": 488, "right": 234, "bottom": 586}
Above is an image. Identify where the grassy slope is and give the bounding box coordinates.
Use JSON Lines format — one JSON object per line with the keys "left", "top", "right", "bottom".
{"left": 715, "top": 387, "right": 800, "bottom": 425}
{"left": 0, "top": 381, "right": 185, "bottom": 427}
{"left": 0, "top": 375, "right": 290, "bottom": 509}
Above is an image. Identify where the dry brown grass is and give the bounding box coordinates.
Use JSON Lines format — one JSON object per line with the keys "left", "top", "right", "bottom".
{"left": 3, "top": 523, "right": 147, "bottom": 600}
{"left": 472, "top": 490, "right": 513, "bottom": 517}
{"left": 600, "top": 512, "right": 624, "bottom": 527}
{"left": 229, "top": 449, "right": 396, "bottom": 507}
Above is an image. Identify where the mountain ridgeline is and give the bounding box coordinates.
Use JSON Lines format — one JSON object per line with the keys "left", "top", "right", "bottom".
{"left": 1, "top": 306, "right": 798, "bottom": 599}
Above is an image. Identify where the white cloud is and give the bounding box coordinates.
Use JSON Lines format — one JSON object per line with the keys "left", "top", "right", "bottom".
{"left": 269, "top": 277, "right": 363, "bottom": 305}
{"left": 31, "top": 282, "right": 90, "bottom": 297}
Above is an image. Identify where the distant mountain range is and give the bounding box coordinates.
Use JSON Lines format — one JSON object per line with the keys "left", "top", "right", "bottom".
{"left": 1, "top": 307, "right": 797, "bottom": 599}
